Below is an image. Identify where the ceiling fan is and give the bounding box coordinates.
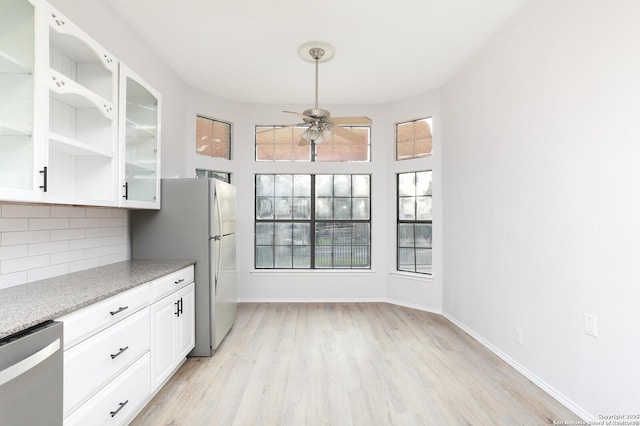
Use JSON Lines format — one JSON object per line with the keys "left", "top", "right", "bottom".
{"left": 275, "top": 42, "right": 372, "bottom": 146}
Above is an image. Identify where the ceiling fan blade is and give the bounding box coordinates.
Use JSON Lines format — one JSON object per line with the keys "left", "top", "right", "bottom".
{"left": 298, "top": 138, "right": 310, "bottom": 146}
{"left": 256, "top": 123, "right": 305, "bottom": 134}
{"left": 283, "top": 110, "right": 313, "bottom": 120}
{"left": 330, "top": 116, "right": 373, "bottom": 125}
{"left": 329, "top": 124, "right": 365, "bottom": 143}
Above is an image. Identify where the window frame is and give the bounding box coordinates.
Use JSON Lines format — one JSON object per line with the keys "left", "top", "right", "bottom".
{"left": 254, "top": 173, "right": 372, "bottom": 270}
{"left": 395, "top": 117, "right": 432, "bottom": 161}
{"left": 397, "top": 170, "right": 432, "bottom": 275}
{"left": 196, "top": 115, "right": 232, "bottom": 160}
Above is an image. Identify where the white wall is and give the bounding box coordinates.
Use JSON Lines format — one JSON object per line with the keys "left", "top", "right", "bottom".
{"left": 441, "top": 0, "right": 640, "bottom": 418}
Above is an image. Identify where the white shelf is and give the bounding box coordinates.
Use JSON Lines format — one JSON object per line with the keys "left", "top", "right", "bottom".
{"left": 126, "top": 119, "right": 157, "bottom": 138}
{"left": 126, "top": 160, "right": 156, "bottom": 174}
{"left": 49, "top": 132, "right": 114, "bottom": 158}
{"left": 0, "top": 122, "right": 31, "bottom": 137}
{"left": 0, "top": 50, "right": 31, "bottom": 74}
{"left": 48, "top": 69, "right": 115, "bottom": 120}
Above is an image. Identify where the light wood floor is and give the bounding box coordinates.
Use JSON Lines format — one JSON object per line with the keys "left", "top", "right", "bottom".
{"left": 132, "top": 303, "right": 581, "bottom": 425}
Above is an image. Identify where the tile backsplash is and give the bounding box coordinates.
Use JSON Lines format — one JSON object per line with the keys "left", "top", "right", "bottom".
{"left": 0, "top": 203, "right": 129, "bottom": 289}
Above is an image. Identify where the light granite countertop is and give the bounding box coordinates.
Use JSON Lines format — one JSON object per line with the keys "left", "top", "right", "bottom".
{"left": 0, "top": 260, "right": 195, "bottom": 340}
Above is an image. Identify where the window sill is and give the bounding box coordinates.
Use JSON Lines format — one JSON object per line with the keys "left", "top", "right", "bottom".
{"left": 250, "top": 269, "right": 376, "bottom": 276}
{"left": 389, "top": 271, "right": 433, "bottom": 283}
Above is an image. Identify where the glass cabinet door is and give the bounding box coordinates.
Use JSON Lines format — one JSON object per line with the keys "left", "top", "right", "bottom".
{"left": 0, "top": 0, "right": 42, "bottom": 201}
{"left": 119, "top": 65, "right": 161, "bottom": 209}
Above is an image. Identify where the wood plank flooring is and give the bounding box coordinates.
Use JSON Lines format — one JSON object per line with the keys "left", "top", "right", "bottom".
{"left": 132, "top": 303, "right": 581, "bottom": 425}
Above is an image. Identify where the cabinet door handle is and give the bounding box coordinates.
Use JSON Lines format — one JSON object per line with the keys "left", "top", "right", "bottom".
{"left": 109, "top": 306, "right": 128, "bottom": 316}
{"left": 39, "top": 167, "right": 48, "bottom": 192}
{"left": 179, "top": 298, "right": 184, "bottom": 315}
{"left": 110, "top": 346, "right": 129, "bottom": 360}
{"left": 174, "top": 278, "right": 184, "bottom": 285}
{"left": 175, "top": 300, "right": 180, "bottom": 317}
{"left": 122, "top": 182, "right": 128, "bottom": 200}
{"left": 109, "top": 400, "right": 129, "bottom": 417}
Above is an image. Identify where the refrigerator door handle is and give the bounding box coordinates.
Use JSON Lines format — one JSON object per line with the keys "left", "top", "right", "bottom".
{"left": 214, "top": 189, "right": 223, "bottom": 291}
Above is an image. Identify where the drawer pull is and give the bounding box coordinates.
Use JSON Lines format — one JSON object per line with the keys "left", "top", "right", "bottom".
{"left": 174, "top": 278, "right": 185, "bottom": 284}
{"left": 109, "top": 306, "right": 129, "bottom": 316}
{"left": 110, "top": 346, "right": 129, "bottom": 359}
{"left": 109, "top": 400, "right": 129, "bottom": 417}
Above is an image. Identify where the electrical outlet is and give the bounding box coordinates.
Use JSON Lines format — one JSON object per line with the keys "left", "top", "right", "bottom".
{"left": 515, "top": 327, "right": 523, "bottom": 345}
{"left": 584, "top": 313, "right": 598, "bottom": 337}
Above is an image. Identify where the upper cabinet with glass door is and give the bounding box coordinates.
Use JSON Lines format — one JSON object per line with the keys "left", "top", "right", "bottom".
{"left": 0, "top": 0, "right": 45, "bottom": 202}
{"left": 118, "top": 65, "right": 161, "bottom": 209}
{"left": 44, "top": 3, "right": 119, "bottom": 205}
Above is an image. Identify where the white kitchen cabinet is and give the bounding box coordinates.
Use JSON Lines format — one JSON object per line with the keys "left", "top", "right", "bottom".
{"left": 45, "top": 2, "right": 119, "bottom": 205}
{"left": 0, "top": 0, "right": 46, "bottom": 202}
{"left": 1, "top": 0, "right": 162, "bottom": 209}
{"left": 150, "top": 282, "right": 195, "bottom": 391}
{"left": 118, "top": 65, "right": 161, "bottom": 209}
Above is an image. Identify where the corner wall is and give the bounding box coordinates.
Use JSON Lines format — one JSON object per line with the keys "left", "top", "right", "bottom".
{"left": 441, "top": 0, "right": 640, "bottom": 418}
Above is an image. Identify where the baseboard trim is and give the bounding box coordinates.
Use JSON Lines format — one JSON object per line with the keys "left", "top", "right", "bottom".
{"left": 384, "top": 298, "right": 442, "bottom": 314}
{"left": 237, "top": 297, "right": 387, "bottom": 304}
{"left": 441, "top": 311, "right": 595, "bottom": 422}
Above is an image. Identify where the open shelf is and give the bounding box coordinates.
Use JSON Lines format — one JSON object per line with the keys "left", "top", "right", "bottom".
{"left": 0, "top": 122, "right": 32, "bottom": 137}
{"left": 48, "top": 69, "right": 115, "bottom": 120}
{"left": 49, "top": 132, "right": 114, "bottom": 158}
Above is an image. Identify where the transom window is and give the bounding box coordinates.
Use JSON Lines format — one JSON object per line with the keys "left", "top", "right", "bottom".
{"left": 196, "top": 116, "right": 231, "bottom": 159}
{"left": 397, "top": 171, "right": 432, "bottom": 274}
{"left": 396, "top": 117, "right": 432, "bottom": 160}
{"left": 255, "top": 174, "right": 371, "bottom": 269}
{"left": 255, "top": 126, "right": 370, "bottom": 162}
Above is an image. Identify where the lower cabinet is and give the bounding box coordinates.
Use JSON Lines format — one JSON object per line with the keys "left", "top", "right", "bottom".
{"left": 58, "top": 265, "right": 195, "bottom": 425}
{"left": 150, "top": 282, "right": 195, "bottom": 391}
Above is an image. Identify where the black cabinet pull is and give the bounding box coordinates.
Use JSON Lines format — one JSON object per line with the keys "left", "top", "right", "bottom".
{"left": 179, "top": 298, "right": 184, "bottom": 315}
{"left": 39, "top": 167, "right": 48, "bottom": 192}
{"left": 174, "top": 278, "right": 185, "bottom": 285}
{"left": 175, "top": 300, "right": 180, "bottom": 317}
{"left": 110, "top": 400, "right": 129, "bottom": 417}
{"left": 110, "top": 346, "right": 129, "bottom": 359}
{"left": 122, "top": 182, "right": 128, "bottom": 199}
{"left": 109, "top": 306, "right": 128, "bottom": 316}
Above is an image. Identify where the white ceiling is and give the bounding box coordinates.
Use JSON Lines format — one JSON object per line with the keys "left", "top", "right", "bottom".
{"left": 105, "top": 0, "right": 531, "bottom": 105}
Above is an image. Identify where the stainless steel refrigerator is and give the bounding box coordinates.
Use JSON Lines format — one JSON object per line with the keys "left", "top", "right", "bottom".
{"left": 130, "top": 178, "right": 237, "bottom": 356}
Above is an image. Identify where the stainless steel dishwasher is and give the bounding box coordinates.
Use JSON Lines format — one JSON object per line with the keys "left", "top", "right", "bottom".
{"left": 0, "top": 321, "right": 63, "bottom": 426}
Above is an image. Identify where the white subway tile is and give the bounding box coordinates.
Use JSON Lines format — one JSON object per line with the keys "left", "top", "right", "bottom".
{"left": 69, "top": 218, "right": 100, "bottom": 229}
{"left": 69, "top": 258, "right": 100, "bottom": 273}
{"left": 111, "top": 227, "right": 125, "bottom": 236}
{"left": 0, "top": 245, "right": 28, "bottom": 261}
{"left": 0, "top": 271, "right": 27, "bottom": 289}
{"left": 2, "top": 204, "right": 50, "bottom": 218}
{"left": 2, "top": 254, "right": 50, "bottom": 274}
{"left": 99, "top": 218, "right": 124, "bottom": 228}
{"left": 0, "top": 218, "right": 28, "bottom": 232}
{"left": 86, "top": 244, "right": 125, "bottom": 258}
{"left": 28, "top": 264, "right": 69, "bottom": 283}
{"left": 111, "top": 209, "right": 125, "bottom": 218}
{"left": 51, "top": 206, "right": 86, "bottom": 218}
{"left": 86, "top": 208, "right": 114, "bottom": 218}
{"left": 50, "top": 249, "right": 86, "bottom": 265}
{"left": 2, "top": 230, "right": 50, "bottom": 246}
{"left": 69, "top": 237, "right": 102, "bottom": 250}
{"left": 99, "top": 235, "right": 126, "bottom": 247}
{"left": 51, "top": 228, "right": 86, "bottom": 241}
{"left": 29, "top": 241, "right": 70, "bottom": 256}
{"left": 29, "top": 218, "right": 70, "bottom": 231}
{"left": 85, "top": 227, "right": 113, "bottom": 238}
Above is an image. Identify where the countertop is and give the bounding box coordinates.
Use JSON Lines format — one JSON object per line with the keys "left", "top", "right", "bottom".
{"left": 0, "top": 260, "right": 195, "bottom": 340}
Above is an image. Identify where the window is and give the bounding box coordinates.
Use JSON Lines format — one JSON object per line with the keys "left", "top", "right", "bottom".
{"left": 397, "top": 171, "right": 432, "bottom": 274}
{"left": 255, "top": 126, "right": 370, "bottom": 162}
{"left": 196, "top": 116, "right": 231, "bottom": 159}
{"left": 255, "top": 174, "right": 371, "bottom": 269}
{"left": 195, "top": 169, "right": 230, "bottom": 183}
{"left": 396, "top": 117, "right": 432, "bottom": 160}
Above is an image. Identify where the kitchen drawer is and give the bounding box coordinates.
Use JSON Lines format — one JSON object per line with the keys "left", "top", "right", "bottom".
{"left": 64, "top": 307, "right": 150, "bottom": 416}
{"left": 149, "top": 265, "right": 194, "bottom": 303}
{"left": 64, "top": 352, "right": 151, "bottom": 426}
{"left": 60, "top": 283, "right": 151, "bottom": 350}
